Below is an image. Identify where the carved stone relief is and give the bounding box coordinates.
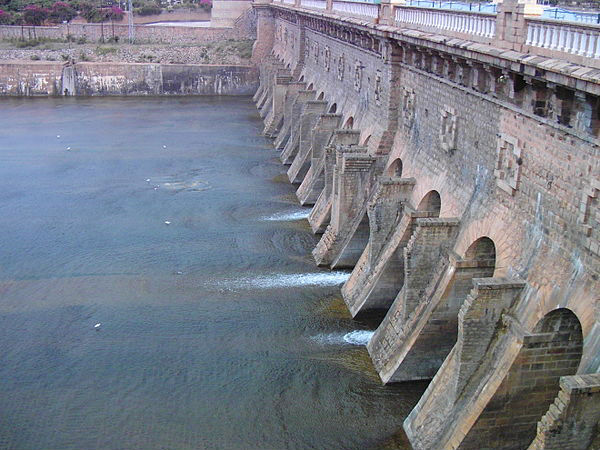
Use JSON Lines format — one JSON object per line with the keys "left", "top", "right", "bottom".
{"left": 439, "top": 105, "right": 457, "bottom": 153}
{"left": 494, "top": 133, "right": 522, "bottom": 195}
{"left": 337, "top": 54, "right": 345, "bottom": 81}
{"left": 354, "top": 60, "right": 362, "bottom": 92}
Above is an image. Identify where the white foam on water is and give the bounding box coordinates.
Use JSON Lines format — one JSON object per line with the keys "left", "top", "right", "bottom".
{"left": 262, "top": 210, "right": 311, "bottom": 221}
{"left": 310, "top": 330, "right": 375, "bottom": 346}
{"left": 343, "top": 330, "right": 375, "bottom": 346}
{"left": 218, "top": 271, "right": 350, "bottom": 289}
{"left": 246, "top": 272, "right": 350, "bottom": 288}
{"left": 310, "top": 333, "right": 346, "bottom": 345}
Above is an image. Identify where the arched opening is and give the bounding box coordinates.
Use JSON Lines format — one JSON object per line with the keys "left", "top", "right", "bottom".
{"left": 286, "top": 63, "right": 291, "bottom": 69}
{"left": 361, "top": 135, "right": 371, "bottom": 146}
{"left": 464, "top": 236, "right": 496, "bottom": 262}
{"left": 458, "top": 309, "right": 583, "bottom": 449}
{"left": 299, "top": 75, "right": 305, "bottom": 82}
{"left": 328, "top": 103, "right": 337, "bottom": 114}
{"left": 307, "top": 83, "right": 314, "bottom": 91}
{"left": 386, "top": 158, "right": 403, "bottom": 177}
{"left": 343, "top": 116, "right": 354, "bottom": 129}
{"left": 416, "top": 190, "right": 441, "bottom": 217}
{"left": 317, "top": 92, "right": 324, "bottom": 100}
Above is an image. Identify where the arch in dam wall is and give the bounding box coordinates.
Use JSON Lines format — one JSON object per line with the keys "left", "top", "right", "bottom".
{"left": 252, "top": 4, "right": 600, "bottom": 446}
{"left": 386, "top": 158, "right": 403, "bottom": 177}
{"left": 416, "top": 190, "right": 441, "bottom": 218}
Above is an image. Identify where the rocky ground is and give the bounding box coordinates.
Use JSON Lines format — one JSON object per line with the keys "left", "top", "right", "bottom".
{"left": 0, "top": 39, "right": 254, "bottom": 65}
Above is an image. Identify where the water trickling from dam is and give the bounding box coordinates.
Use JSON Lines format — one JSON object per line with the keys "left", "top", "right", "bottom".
{"left": 0, "top": 97, "right": 424, "bottom": 450}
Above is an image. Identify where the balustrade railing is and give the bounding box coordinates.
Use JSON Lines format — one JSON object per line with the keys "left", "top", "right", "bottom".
{"left": 274, "top": 0, "right": 600, "bottom": 65}
{"left": 394, "top": 6, "right": 496, "bottom": 38}
{"left": 301, "top": 0, "right": 327, "bottom": 9}
{"left": 332, "top": 0, "right": 379, "bottom": 18}
{"left": 526, "top": 18, "right": 600, "bottom": 58}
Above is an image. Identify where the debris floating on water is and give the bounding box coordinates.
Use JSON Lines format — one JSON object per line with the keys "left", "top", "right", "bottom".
{"left": 145, "top": 178, "right": 151, "bottom": 182}
{"left": 164, "top": 220, "right": 171, "bottom": 225}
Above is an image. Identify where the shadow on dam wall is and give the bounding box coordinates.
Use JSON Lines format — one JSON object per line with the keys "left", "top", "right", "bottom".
{"left": 0, "top": 61, "right": 258, "bottom": 96}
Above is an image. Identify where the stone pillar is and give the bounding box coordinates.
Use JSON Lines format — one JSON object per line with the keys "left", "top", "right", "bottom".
{"left": 495, "top": 0, "right": 528, "bottom": 51}
{"left": 280, "top": 89, "right": 316, "bottom": 164}
{"left": 251, "top": 5, "right": 276, "bottom": 65}
{"left": 312, "top": 147, "right": 377, "bottom": 267}
{"left": 528, "top": 374, "right": 600, "bottom": 450}
{"left": 378, "top": 0, "right": 394, "bottom": 26}
{"left": 367, "top": 219, "right": 461, "bottom": 382}
{"left": 403, "top": 278, "right": 526, "bottom": 450}
{"left": 287, "top": 101, "right": 329, "bottom": 183}
{"left": 307, "top": 132, "right": 361, "bottom": 233}
{"left": 263, "top": 74, "right": 293, "bottom": 137}
{"left": 273, "top": 81, "right": 306, "bottom": 149}
{"left": 293, "top": 113, "right": 342, "bottom": 200}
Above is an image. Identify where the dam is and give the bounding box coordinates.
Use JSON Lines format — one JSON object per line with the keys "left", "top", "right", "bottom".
{"left": 1, "top": 0, "right": 600, "bottom": 446}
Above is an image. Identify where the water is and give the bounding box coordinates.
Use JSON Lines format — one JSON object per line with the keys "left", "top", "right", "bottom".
{"left": 0, "top": 97, "right": 425, "bottom": 450}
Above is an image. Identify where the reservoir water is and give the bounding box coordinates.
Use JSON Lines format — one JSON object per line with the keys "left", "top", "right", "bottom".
{"left": 0, "top": 97, "right": 424, "bottom": 450}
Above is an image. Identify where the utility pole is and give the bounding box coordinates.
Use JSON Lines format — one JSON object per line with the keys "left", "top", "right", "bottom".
{"left": 128, "top": 0, "right": 134, "bottom": 43}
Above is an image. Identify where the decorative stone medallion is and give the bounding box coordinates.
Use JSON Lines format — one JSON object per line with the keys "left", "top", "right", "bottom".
{"left": 402, "top": 87, "right": 416, "bottom": 129}
{"left": 439, "top": 105, "right": 458, "bottom": 153}
{"left": 324, "top": 46, "right": 330, "bottom": 72}
{"left": 337, "top": 54, "right": 345, "bottom": 81}
{"left": 354, "top": 60, "right": 362, "bottom": 92}
{"left": 494, "top": 133, "right": 522, "bottom": 195}
{"left": 374, "top": 70, "right": 382, "bottom": 105}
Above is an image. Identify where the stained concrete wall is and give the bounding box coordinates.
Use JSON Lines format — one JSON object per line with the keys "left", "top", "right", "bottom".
{"left": 0, "top": 61, "right": 257, "bottom": 96}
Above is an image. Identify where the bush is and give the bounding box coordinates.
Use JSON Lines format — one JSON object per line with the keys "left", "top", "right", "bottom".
{"left": 23, "top": 4, "right": 50, "bottom": 25}
{"left": 30, "top": 54, "right": 40, "bottom": 60}
{"left": 0, "top": 9, "right": 12, "bottom": 24}
{"left": 135, "top": 4, "right": 161, "bottom": 15}
{"left": 49, "top": 1, "right": 76, "bottom": 23}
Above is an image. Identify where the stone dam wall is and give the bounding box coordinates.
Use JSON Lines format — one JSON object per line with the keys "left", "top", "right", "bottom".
{"left": 251, "top": 1, "right": 600, "bottom": 449}
{"left": 0, "top": 61, "right": 257, "bottom": 96}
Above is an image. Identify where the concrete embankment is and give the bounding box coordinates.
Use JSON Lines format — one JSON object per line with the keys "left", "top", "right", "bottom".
{"left": 0, "top": 61, "right": 257, "bottom": 96}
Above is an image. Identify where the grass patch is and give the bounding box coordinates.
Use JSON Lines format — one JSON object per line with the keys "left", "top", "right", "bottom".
{"left": 207, "top": 39, "right": 254, "bottom": 60}
{"left": 95, "top": 46, "right": 118, "bottom": 56}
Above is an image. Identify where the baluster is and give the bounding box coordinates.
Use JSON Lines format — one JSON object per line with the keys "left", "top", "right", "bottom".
{"left": 566, "top": 28, "right": 575, "bottom": 53}
{"left": 551, "top": 24, "right": 560, "bottom": 49}
{"left": 577, "top": 30, "right": 588, "bottom": 56}
{"left": 557, "top": 26, "right": 566, "bottom": 51}
{"left": 593, "top": 32, "right": 600, "bottom": 58}
{"left": 543, "top": 24, "right": 551, "bottom": 47}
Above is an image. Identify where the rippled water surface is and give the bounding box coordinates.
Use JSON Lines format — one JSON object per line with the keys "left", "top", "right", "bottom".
{"left": 0, "top": 97, "right": 425, "bottom": 450}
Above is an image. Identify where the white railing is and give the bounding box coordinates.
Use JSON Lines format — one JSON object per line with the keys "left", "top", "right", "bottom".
{"left": 283, "top": 0, "right": 295, "bottom": 4}
{"left": 395, "top": 6, "right": 496, "bottom": 38}
{"left": 301, "top": 0, "right": 327, "bottom": 9}
{"left": 526, "top": 19, "right": 600, "bottom": 58}
{"left": 332, "top": 0, "right": 379, "bottom": 18}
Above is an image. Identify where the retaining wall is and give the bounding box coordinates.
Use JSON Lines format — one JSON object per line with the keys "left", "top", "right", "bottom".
{"left": 0, "top": 61, "right": 257, "bottom": 96}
